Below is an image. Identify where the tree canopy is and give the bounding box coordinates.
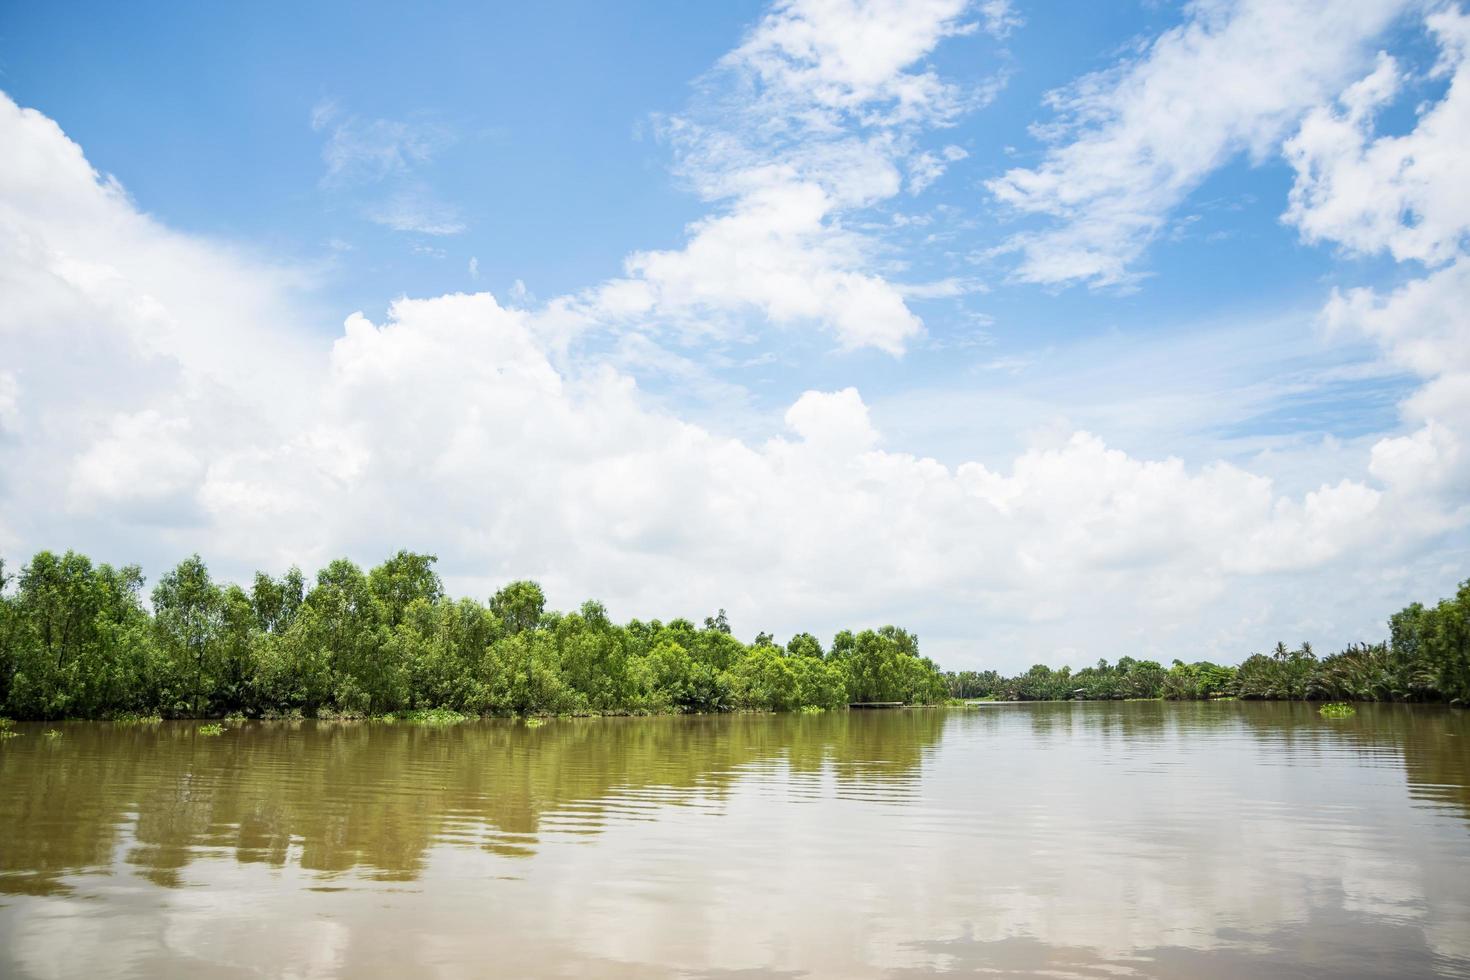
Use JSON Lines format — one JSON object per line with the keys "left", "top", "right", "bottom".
{"left": 1, "top": 549, "right": 1463, "bottom": 719}
{"left": 0, "top": 549, "right": 948, "bottom": 720}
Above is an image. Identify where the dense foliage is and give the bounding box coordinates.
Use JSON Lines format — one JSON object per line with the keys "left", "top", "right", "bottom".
{"left": 2, "top": 550, "right": 1463, "bottom": 719}
{"left": 0, "top": 550, "right": 947, "bottom": 720}
{"left": 943, "top": 578, "right": 1470, "bottom": 705}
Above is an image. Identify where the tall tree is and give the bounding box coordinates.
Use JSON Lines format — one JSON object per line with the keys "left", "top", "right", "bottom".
{"left": 490, "top": 580, "right": 546, "bottom": 634}
{"left": 153, "top": 555, "right": 224, "bottom": 717}
{"left": 251, "top": 567, "right": 305, "bottom": 634}
{"left": 368, "top": 551, "right": 443, "bottom": 627}
{"left": 787, "top": 632, "right": 825, "bottom": 659}
{"left": 0, "top": 556, "right": 15, "bottom": 708}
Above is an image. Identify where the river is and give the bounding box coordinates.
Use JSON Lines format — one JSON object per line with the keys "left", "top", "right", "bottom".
{"left": 1, "top": 702, "right": 1468, "bottom": 977}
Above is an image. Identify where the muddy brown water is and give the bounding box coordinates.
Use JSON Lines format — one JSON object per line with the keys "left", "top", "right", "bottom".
{"left": 1, "top": 702, "right": 1468, "bottom": 978}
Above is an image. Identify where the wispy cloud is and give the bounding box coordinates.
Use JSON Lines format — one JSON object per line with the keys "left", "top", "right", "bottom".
{"left": 366, "top": 185, "right": 465, "bottom": 236}
{"left": 311, "top": 100, "right": 464, "bottom": 235}
{"left": 556, "top": 0, "right": 1003, "bottom": 355}
{"left": 908, "top": 144, "right": 968, "bottom": 194}
{"left": 978, "top": 0, "right": 1022, "bottom": 39}
{"left": 987, "top": 0, "right": 1411, "bottom": 287}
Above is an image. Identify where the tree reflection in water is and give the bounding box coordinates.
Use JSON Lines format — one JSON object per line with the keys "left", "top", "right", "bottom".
{"left": 0, "top": 709, "right": 948, "bottom": 892}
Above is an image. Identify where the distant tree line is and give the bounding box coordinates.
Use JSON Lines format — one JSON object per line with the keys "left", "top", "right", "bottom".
{"left": 0, "top": 550, "right": 948, "bottom": 720}
{"left": 943, "top": 578, "right": 1470, "bottom": 705}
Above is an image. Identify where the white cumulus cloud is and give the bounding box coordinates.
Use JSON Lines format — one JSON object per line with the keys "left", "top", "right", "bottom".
{"left": 565, "top": 0, "right": 995, "bottom": 354}
{"left": 4, "top": 0, "right": 1470, "bottom": 671}
{"left": 3, "top": 89, "right": 1465, "bottom": 670}
{"left": 1284, "top": 7, "right": 1470, "bottom": 265}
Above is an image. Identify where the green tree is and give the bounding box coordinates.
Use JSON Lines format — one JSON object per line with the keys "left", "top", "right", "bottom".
{"left": 733, "top": 645, "right": 799, "bottom": 710}
{"left": 153, "top": 555, "right": 226, "bottom": 716}
{"left": 1162, "top": 660, "right": 1236, "bottom": 700}
{"left": 368, "top": 550, "right": 443, "bottom": 627}
{"left": 703, "top": 608, "right": 731, "bottom": 634}
{"left": 640, "top": 638, "right": 697, "bottom": 710}
{"left": 251, "top": 567, "right": 304, "bottom": 634}
{"left": 483, "top": 631, "right": 579, "bottom": 715}
{"left": 555, "top": 601, "right": 634, "bottom": 711}
{"left": 791, "top": 654, "right": 847, "bottom": 708}
{"left": 6, "top": 551, "right": 159, "bottom": 718}
{"left": 787, "top": 632, "right": 824, "bottom": 659}
{"left": 310, "top": 559, "right": 398, "bottom": 714}
{"left": 0, "top": 556, "right": 16, "bottom": 708}
{"left": 1421, "top": 581, "right": 1470, "bottom": 702}
{"left": 215, "top": 584, "right": 259, "bottom": 712}
{"left": 842, "top": 628, "right": 917, "bottom": 703}
{"left": 491, "top": 580, "right": 546, "bottom": 634}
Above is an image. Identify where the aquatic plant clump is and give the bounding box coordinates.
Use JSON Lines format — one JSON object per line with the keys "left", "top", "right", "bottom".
{"left": 399, "top": 708, "right": 475, "bottom": 725}
{"left": 111, "top": 712, "right": 163, "bottom": 725}
{"left": 1319, "top": 703, "right": 1356, "bottom": 718}
{"left": 198, "top": 723, "right": 226, "bottom": 736}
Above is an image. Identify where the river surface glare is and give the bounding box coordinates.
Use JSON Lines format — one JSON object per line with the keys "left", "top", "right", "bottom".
{"left": 1, "top": 702, "right": 1468, "bottom": 978}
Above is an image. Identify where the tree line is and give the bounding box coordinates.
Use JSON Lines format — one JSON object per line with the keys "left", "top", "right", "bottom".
{"left": 0, "top": 550, "right": 948, "bottom": 720}
{"left": 2, "top": 549, "right": 1463, "bottom": 720}
{"left": 943, "top": 578, "right": 1470, "bottom": 705}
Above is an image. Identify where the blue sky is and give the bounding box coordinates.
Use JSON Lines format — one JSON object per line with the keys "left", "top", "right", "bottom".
{"left": 0, "top": 3, "right": 1359, "bottom": 320}
{"left": 1, "top": 2, "right": 762, "bottom": 309}
{"left": 1, "top": 0, "right": 1466, "bottom": 670}
{"left": 0, "top": 0, "right": 1413, "bottom": 439}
